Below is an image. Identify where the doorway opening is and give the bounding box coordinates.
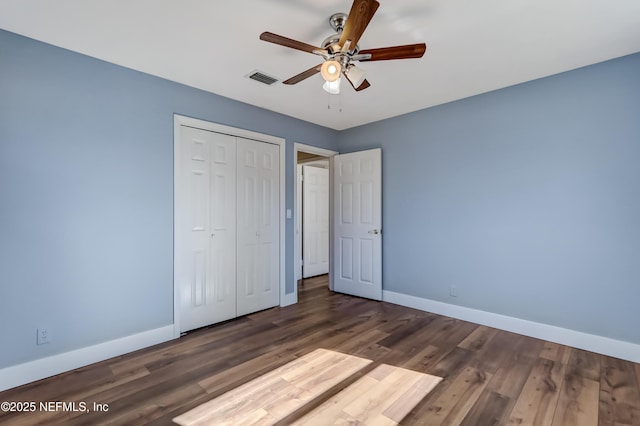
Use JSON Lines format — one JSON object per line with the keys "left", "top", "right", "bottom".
{"left": 293, "top": 143, "right": 337, "bottom": 301}
{"left": 298, "top": 157, "right": 329, "bottom": 279}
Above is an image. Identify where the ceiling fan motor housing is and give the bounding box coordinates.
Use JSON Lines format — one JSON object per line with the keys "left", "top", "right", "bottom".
{"left": 329, "top": 13, "right": 348, "bottom": 32}
{"left": 324, "top": 13, "right": 360, "bottom": 55}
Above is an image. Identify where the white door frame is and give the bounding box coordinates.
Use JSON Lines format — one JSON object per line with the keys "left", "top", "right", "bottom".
{"left": 296, "top": 164, "right": 303, "bottom": 282}
{"left": 174, "top": 114, "right": 286, "bottom": 338}
{"left": 293, "top": 143, "right": 338, "bottom": 304}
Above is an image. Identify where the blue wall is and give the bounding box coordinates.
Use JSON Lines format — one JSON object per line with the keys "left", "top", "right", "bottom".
{"left": 337, "top": 52, "right": 640, "bottom": 345}
{"left": 0, "top": 29, "right": 338, "bottom": 369}
{"left": 2, "top": 26, "right": 639, "bottom": 372}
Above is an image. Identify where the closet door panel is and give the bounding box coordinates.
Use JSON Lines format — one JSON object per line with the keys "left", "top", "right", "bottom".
{"left": 260, "top": 145, "right": 280, "bottom": 297}
{"left": 237, "top": 138, "right": 280, "bottom": 316}
{"left": 209, "top": 133, "right": 237, "bottom": 320}
{"left": 178, "top": 127, "right": 236, "bottom": 332}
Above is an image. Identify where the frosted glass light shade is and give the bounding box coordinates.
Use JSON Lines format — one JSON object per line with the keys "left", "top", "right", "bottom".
{"left": 345, "top": 65, "right": 366, "bottom": 88}
{"left": 322, "top": 78, "right": 341, "bottom": 94}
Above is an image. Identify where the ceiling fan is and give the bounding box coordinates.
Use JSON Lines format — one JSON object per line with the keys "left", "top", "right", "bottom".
{"left": 259, "top": 0, "right": 426, "bottom": 93}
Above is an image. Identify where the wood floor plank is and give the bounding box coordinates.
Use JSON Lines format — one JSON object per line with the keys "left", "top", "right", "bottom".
{"left": 459, "top": 389, "right": 512, "bottom": 426}
{"left": 550, "top": 346, "right": 602, "bottom": 426}
{"left": 540, "top": 341, "right": 572, "bottom": 364}
{"left": 473, "top": 331, "right": 542, "bottom": 376}
{"left": 334, "top": 327, "right": 390, "bottom": 354}
{"left": 552, "top": 375, "right": 600, "bottom": 426}
{"left": 484, "top": 335, "right": 542, "bottom": 400}
{"left": 1, "top": 274, "right": 639, "bottom": 426}
{"left": 342, "top": 368, "right": 420, "bottom": 421}
{"left": 292, "top": 374, "right": 378, "bottom": 425}
{"left": 108, "top": 318, "right": 254, "bottom": 375}
{"left": 0, "top": 363, "right": 114, "bottom": 403}
{"left": 88, "top": 382, "right": 208, "bottom": 426}
{"left": 508, "top": 357, "right": 567, "bottom": 425}
{"left": 400, "top": 344, "right": 443, "bottom": 371}
{"left": 599, "top": 356, "right": 640, "bottom": 426}
{"left": 462, "top": 335, "right": 542, "bottom": 426}
{"left": 410, "top": 366, "right": 492, "bottom": 425}
{"left": 197, "top": 350, "right": 295, "bottom": 394}
{"left": 377, "top": 315, "right": 437, "bottom": 349}
{"left": 458, "top": 325, "right": 499, "bottom": 352}
{"left": 382, "top": 373, "right": 442, "bottom": 422}
{"left": 566, "top": 348, "right": 601, "bottom": 382}
{"left": 428, "top": 346, "right": 475, "bottom": 379}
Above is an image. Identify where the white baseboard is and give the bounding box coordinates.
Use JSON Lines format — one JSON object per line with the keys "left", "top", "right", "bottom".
{"left": 0, "top": 325, "right": 175, "bottom": 392}
{"left": 383, "top": 290, "right": 640, "bottom": 363}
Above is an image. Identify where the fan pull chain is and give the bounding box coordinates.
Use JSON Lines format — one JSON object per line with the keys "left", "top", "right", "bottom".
{"left": 326, "top": 93, "right": 343, "bottom": 112}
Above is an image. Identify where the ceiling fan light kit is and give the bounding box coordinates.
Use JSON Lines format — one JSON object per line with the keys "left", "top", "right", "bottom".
{"left": 259, "top": 0, "right": 426, "bottom": 93}
{"left": 321, "top": 60, "right": 342, "bottom": 82}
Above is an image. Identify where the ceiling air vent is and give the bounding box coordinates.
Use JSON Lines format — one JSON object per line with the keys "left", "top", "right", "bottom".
{"left": 246, "top": 70, "right": 279, "bottom": 86}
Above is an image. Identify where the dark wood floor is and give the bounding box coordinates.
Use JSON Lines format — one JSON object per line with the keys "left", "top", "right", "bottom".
{"left": 1, "top": 275, "right": 639, "bottom": 425}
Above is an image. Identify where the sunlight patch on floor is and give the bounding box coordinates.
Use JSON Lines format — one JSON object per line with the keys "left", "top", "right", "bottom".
{"left": 173, "top": 348, "right": 442, "bottom": 426}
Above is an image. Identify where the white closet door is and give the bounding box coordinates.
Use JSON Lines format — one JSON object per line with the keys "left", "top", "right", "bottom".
{"left": 303, "top": 165, "right": 329, "bottom": 278}
{"left": 178, "top": 126, "right": 237, "bottom": 332}
{"left": 236, "top": 138, "right": 280, "bottom": 316}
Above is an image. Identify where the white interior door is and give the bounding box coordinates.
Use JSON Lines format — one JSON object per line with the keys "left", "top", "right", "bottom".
{"left": 236, "top": 137, "right": 280, "bottom": 315}
{"left": 303, "top": 165, "right": 329, "bottom": 278}
{"left": 333, "top": 148, "right": 382, "bottom": 300}
{"left": 178, "top": 126, "right": 237, "bottom": 332}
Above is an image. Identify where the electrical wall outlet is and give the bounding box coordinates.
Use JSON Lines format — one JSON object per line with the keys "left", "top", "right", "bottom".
{"left": 37, "top": 328, "right": 51, "bottom": 345}
{"left": 449, "top": 285, "right": 458, "bottom": 297}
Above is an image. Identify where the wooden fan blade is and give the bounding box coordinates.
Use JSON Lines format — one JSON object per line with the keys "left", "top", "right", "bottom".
{"left": 358, "top": 43, "right": 427, "bottom": 61}
{"left": 339, "top": 0, "right": 380, "bottom": 49}
{"left": 355, "top": 79, "right": 371, "bottom": 91}
{"left": 344, "top": 72, "right": 371, "bottom": 92}
{"left": 282, "top": 64, "right": 322, "bottom": 85}
{"left": 260, "top": 32, "right": 323, "bottom": 54}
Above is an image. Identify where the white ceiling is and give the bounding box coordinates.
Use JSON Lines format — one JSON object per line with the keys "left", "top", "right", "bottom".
{"left": 2, "top": 0, "right": 640, "bottom": 130}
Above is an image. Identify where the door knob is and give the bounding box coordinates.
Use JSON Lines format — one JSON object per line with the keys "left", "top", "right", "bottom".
{"left": 368, "top": 229, "right": 380, "bottom": 235}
